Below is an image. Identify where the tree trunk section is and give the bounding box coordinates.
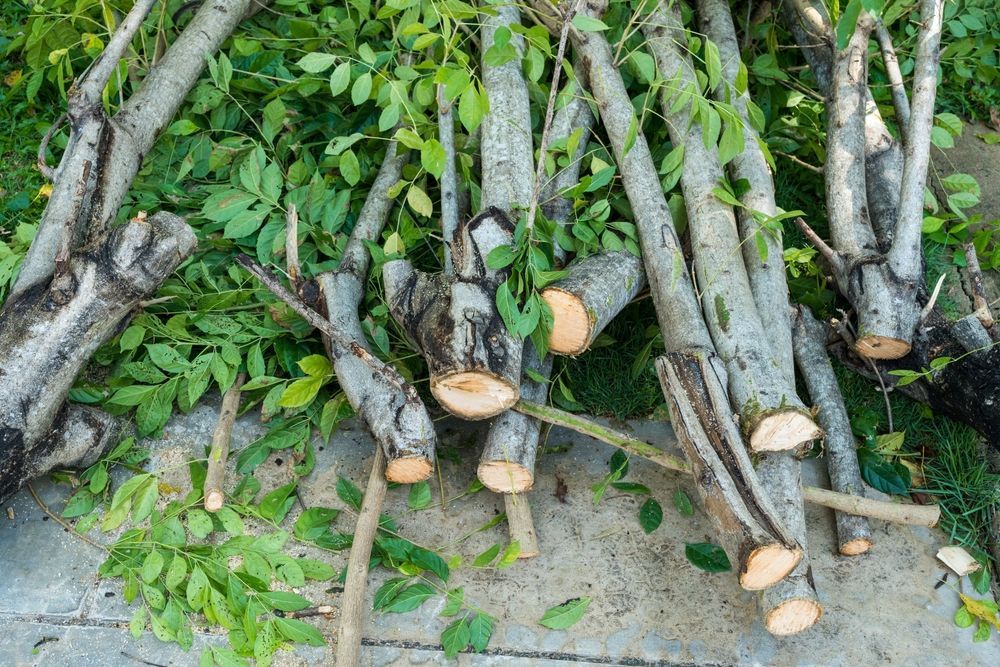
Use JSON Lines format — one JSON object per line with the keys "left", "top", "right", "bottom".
{"left": 0, "top": 213, "right": 196, "bottom": 502}
{"left": 642, "top": 4, "right": 818, "bottom": 451}
{"left": 319, "top": 139, "right": 436, "bottom": 483}
{"left": 204, "top": 374, "right": 246, "bottom": 512}
{"left": 542, "top": 251, "right": 645, "bottom": 356}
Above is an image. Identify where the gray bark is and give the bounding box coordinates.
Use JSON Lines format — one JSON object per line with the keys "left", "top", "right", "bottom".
{"left": 657, "top": 354, "right": 802, "bottom": 591}
{"left": 541, "top": 251, "right": 645, "bottom": 355}
{"left": 793, "top": 307, "right": 873, "bottom": 555}
{"left": 1, "top": 213, "right": 196, "bottom": 501}
{"left": 383, "top": 209, "right": 521, "bottom": 419}
{"left": 698, "top": 0, "right": 821, "bottom": 632}
{"left": 642, "top": 4, "right": 817, "bottom": 451}
{"left": 319, "top": 140, "right": 436, "bottom": 483}
{"left": 15, "top": 0, "right": 259, "bottom": 298}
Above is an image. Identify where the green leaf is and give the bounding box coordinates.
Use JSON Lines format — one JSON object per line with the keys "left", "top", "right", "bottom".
{"left": 275, "top": 617, "right": 325, "bottom": 646}
{"left": 931, "top": 126, "right": 955, "bottom": 149}
{"left": 473, "top": 543, "right": 501, "bottom": 567}
{"left": 384, "top": 583, "right": 435, "bottom": 612}
{"left": 468, "top": 612, "right": 494, "bottom": 652}
{"left": 258, "top": 591, "right": 311, "bottom": 612}
{"left": 187, "top": 509, "right": 214, "bottom": 539}
{"left": 639, "top": 498, "right": 663, "bottom": 534}
{"left": 497, "top": 541, "right": 520, "bottom": 568}
{"left": 572, "top": 15, "right": 609, "bottom": 31}
{"left": 297, "top": 354, "right": 333, "bottom": 378}
{"left": 441, "top": 618, "right": 471, "bottom": 658}
{"left": 336, "top": 476, "right": 363, "bottom": 511}
{"left": 704, "top": 39, "right": 722, "bottom": 91}
{"left": 340, "top": 149, "right": 361, "bottom": 186}
{"left": 167, "top": 119, "right": 199, "bottom": 136}
{"left": 835, "top": 0, "right": 863, "bottom": 51}
{"left": 955, "top": 605, "right": 974, "bottom": 628}
{"left": 485, "top": 245, "right": 517, "bottom": 270}
{"left": 685, "top": 542, "right": 732, "bottom": 572}
{"left": 299, "top": 558, "right": 335, "bottom": 581}
{"left": 408, "top": 481, "right": 432, "bottom": 509}
{"left": 119, "top": 325, "right": 145, "bottom": 352}
{"left": 409, "top": 546, "right": 450, "bottom": 582}
{"left": 141, "top": 550, "right": 164, "bottom": 584}
{"left": 495, "top": 280, "right": 521, "bottom": 336}
{"left": 259, "top": 482, "right": 298, "bottom": 523}
{"left": 294, "top": 507, "right": 339, "bottom": 540}
{"left": 406, "top": 184, "right": 433, "bottom": 217}
{"left": 278, "top": 376, "right": 324, "bottom": 408}
{"left": 538, "top": 597, "right": 591, "bottom": 629}
{"left": 857, "top": 446, "right": 911, "bottom": 495}
{"left": 458, "top": 84, "right": 486, "bottom": 133}
{"left": 165, "top": 554, "right": 188, "bottom": 590}
{"left": 440, "top": 587, "right": 465, "bottom": 617}
{"left": 186, "top": 565, "right": 210, "bottom": 610}
{"left": 215, "top": 506, "right": 244, "bottom": 534}
{"left": 421, "top": 139, "right": 446, "bottom": 179}
{"left": 373, "top": 577, "right": 411, "bottom": 610}
{"left": 610, "top": 482, "right": 651, "bottom": 494}
{"left": 673, "top": 489, "right": 694, "bottom": 516}
{"left": 712, "top": 186, "right": 742, "bottom": 207}
{"left": 297, "top": 52, "right": 337, "bottom": 73}
{"left": 351, "top": 72, "right": 373, "bottom": 105}
{"left": 329, "top": 62, "right": 351, "bottom": 96}
{"left": 130, "top": 606, "right": 146, "bottom": 640}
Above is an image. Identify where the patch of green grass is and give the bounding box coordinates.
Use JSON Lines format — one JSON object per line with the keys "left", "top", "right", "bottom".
{"left": 559, "top": 301, "right": 664, "bottom": 421}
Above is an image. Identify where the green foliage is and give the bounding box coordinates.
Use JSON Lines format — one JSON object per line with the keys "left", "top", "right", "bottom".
{"left": 684, "top": 543, "right": 732, "bottom": 573}
{"left": 538, "top": 596, "right": 591, "bottom": 629}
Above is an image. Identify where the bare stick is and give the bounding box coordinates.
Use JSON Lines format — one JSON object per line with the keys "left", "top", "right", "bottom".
{"left": 336, "top": 448, "right": 387, "bottom": 667}
{"left": 438, "top": 85, "right": 459, "bottom": 274}
{"left": 875, "top": 21, "right": 911, "bottom": 134}
{"left": 964, "top": 243, "right": 995, "bottom": 330}
{"left": 505, "top": 494, "right": 541, "bottom": 558}
{"left": 284, "top": 204, "right": 300, "bottom": 285}
{"left": 512, "top": 398, "right": 940, "bottom": 527}
{"left": 36, "top": 113, "right": 67, "bottom": 181}
{"left": 524, "top": 0, "right": 580, "bottom": 232}
{"left": 793, "top": 308, "right": 873, "bottom": 555}
{"left": 281, "top": 605, "right": 335, "bottom": 619}
{"left": 204, "top": 373, "right": 246, "bottom": 512}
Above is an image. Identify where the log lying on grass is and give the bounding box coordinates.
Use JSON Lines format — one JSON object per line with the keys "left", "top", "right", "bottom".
{"left": 0, "top": 213, "right": 196, "bottom": 502}
{"left": 696, "top": 0, "right": 822, "bottom": 633}
{"left": 531, "top": 0, "right": 802, "bottom": 590}
{"left": 542, "top": 251, "right": 645, "bottom": 356}
{"left": 642, "top": 3, "right": 819, "bottom": 453}
{"left": 318, "top": 137, "right": 436, "bottom": 483}
{"left": 793, "top": 308, "right": 873, "bottom": 556}
{"left": 383, "top": 5, "right": 533, "bottom": 420}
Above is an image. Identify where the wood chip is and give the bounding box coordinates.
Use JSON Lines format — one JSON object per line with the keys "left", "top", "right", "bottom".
{"left": 936, "top": 546, "right": 981, "bottom": 576}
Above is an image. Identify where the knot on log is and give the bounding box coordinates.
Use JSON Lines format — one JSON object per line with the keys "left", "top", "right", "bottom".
{"left": 100, "top": 212, "right": 197, "bottom": 295}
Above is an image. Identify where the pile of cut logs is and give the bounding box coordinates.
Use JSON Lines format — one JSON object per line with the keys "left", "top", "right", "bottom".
{"left": 7, "top": 0, "right": 995, "bottom": 663}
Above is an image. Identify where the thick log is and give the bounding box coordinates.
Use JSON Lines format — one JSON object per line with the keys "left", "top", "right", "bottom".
{"left": 0, "top": 213, "right": 196, "bottom": 502}
{"left": 642, "top": 4, "right": 818, "bottom": 451}
{"left": 793, "top": 308, "right": 873, "bottom": 555}
{"left": 204, "top": 374, "right": 246, "bottom": 512}
{"left": 512, "top": 399, "right": 941, "bottom": 527}
{"left": 319, "top": 138, "right": 436, "bottom": 483}
{"left": 15, "top": 0, "right": 261, "bottom": 298}
{"left": 697, "top": 0, "right": 821, "bottom": 632}
{"left": 542, "top": 251, "right": 645, "bottom": 356}
{"left": 383, "top": 208, "right": 520, "bottom": 419}
{"left": 657, "top": 354, "right": 802, "bottom": 590}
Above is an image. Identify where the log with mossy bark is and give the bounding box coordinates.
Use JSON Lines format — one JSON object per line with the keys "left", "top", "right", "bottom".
{"left": 696, "top": 0, "right": 822, "bottom": 633}
{"left": 642, "top": 3, "right": 819, "bottom": 453}
{"left": 530, "top": 0, "right": 804, "bottom": 590}
{"left": 383, "top": 5, "right": 533, "bottom": 419}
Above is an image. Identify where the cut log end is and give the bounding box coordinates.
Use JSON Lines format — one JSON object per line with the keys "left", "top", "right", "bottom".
{"left": 840, "top": 537, "right": 874, "bottom": 556}
{"left": 854, "top": 335, "right": 911, "bottom": 360}
{"left": 748, "top": 409, "right": 822, "bottom": 452}
{"left": 204, "top": 490, "right": 225, "bottom": 513}
{"left": 384, "top": 457, "right": 434, "bottom": 484}
{"left": 431, "top": 371, "right": 519, "bottom": 420}
{"left": 740, "top": 545, "right": 803, "bottom": 591}
{"left": 478, "top": 460, "right": 534, "bottom": 493}
{"left": 764, "top": 598, "right": 824, "bottom": 636}
{"left": 541, "top": 288, "right": 591, "bottom": 355}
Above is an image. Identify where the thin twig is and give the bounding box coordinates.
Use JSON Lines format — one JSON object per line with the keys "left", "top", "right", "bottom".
{"left": 284, "top": 204, "right": 300, "bottom": 286}
{"left": 37, "top": 113, "right": 67, "bottom": 181}
{"left": 27, "top": 483, "right": 106, "bottom": 551}
{"left": 919, "top": 272, "right": 947, "bottom": 324}
{"left": 236, "top": 255, "right": 419, "bottom": 401}
{"left": 963, "top": 243, "right": 995, "bottom": 329}
{"left": 775, "top": 150, "right": 824, "bottom": 173}
{"left": 794, "top": 217, "right": 844, "bottom": 274}
{"left": 525, "top": 0, "right": 581, "bottom": 232}
{"left": 279, "top": 604, "right": 336, "bottom": 619}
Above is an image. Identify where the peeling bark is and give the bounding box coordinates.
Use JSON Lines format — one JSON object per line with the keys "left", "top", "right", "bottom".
{"left": 0, "top": 213, "right": 196, "bottom": 501}
{"left": 318, "top": 139, "right": 437, "bottom": 483}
